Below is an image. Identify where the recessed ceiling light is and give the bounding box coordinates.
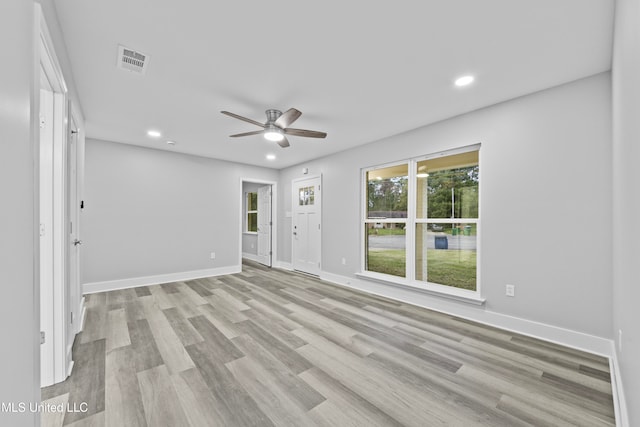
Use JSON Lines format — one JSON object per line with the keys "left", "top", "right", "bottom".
{"left": 166, "top": 140, "right": 176, "bottom": 145}
{"left": 266, "top": 154, "right": 276, "bottom": 160}
{"left": 454, "top": 75, "right": 475, "bottom": 87}
{"left": 147, "top": 130, "right": 162, "bottom": 138}
{"left": 417, "top": 173, "right": 429, "bottom": 178}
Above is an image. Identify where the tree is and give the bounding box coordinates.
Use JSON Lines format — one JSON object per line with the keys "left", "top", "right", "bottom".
{"left": 426, "top": 165, "right": 478, "bottom": 218}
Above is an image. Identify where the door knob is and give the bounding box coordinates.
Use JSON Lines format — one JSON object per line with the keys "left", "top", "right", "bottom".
{"left": 73, "top": 239, "right": 82, "bottom": 246}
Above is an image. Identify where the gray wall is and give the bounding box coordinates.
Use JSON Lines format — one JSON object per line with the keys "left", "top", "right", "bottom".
{"left": 612, "top": 0, "right": 640, "bottom": 424}
{"left": 278, "top": 73, "right": 612, "bottom": 339}
{"left": 0, "top": 1, "right": 38, "bottom": 425}
{"left": 82, "top": 139, "right": 278, "bottom": 284}
{"left": 241, "top": 182, "right": 263, "bottom": 256}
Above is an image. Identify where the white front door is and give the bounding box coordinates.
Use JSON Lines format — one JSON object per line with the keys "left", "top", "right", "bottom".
{"left": 292, "top": 176, "right": 321, "bottom": 275}
{"left": 256, "top": 185, "right": 272, "bottom": 267}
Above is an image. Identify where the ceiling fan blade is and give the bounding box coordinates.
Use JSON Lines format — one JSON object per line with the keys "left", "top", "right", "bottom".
{"left": 275, "top": 108, "right": 302, "bottom": 128}
{"left": 284, "top": 128, "right": 327, "bottom": 138}
{"left": 221, "top": 111, "right": 265, "bottom": 128}
{"left": 277, "top": 136, "right": 290, "bottom": 148}
{"left": 229, "top": 130, "right": 264, "bottom": 138}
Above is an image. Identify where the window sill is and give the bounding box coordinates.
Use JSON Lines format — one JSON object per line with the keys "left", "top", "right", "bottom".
{"left": 243, "top": 232, "right": 258, "bottom": 235}
{"left": 355, "top": 272, "right": 486, "bottom": 306}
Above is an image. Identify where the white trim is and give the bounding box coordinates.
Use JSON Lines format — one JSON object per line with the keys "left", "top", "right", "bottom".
{"left": 320, "top": 270, "right": 612, "bottom": 357}
{"left": 610, "top": 344, "right": 629, "bottom": 427}
{"left": 37, "top": 4, "right": 72, "bottom": 387}
{"left": 274, "top": 261, "right": 293, "bottom": 271}
{"left": 82, "top": 265, "right": 241, "bottom": 294}
{"left": 355, "top": 271, "right": 485, "bottom": 305}
{"left": 66, "top": 360, "right": 74, "bottom": 380}
{"left": 77, "top": 296, "right": 86, "bottom": 334}
{"left": 242, "top": 252, "right": 261, "bottom": 263}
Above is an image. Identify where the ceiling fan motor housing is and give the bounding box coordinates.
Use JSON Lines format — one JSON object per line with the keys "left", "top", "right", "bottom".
{"left": 265, "top": 109, "right": 282, "bottom": 124}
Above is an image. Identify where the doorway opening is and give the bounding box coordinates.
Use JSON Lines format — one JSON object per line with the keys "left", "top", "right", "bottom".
{"left": 240, "top": 179, "right": 277, "bottom": 269}
{"left": 38, "top": 7, "right": 84, "bottom": 387}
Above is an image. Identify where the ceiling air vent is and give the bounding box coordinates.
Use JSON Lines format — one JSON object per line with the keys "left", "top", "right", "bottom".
{"left": 117, "top": 45, "right": 149, "bottom": 75}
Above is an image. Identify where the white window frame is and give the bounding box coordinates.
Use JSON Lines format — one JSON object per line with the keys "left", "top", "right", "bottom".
{"left": 245, "top": 191, "right": 258, "bottom": 234}
{"left": 359, "top": 144, "right": 483, "bottom": 304}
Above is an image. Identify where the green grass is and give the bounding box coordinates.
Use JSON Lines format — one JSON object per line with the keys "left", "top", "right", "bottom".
{"left": 367, "top": 249, "right": 406, "bottom": 277}
{"left": 367, "top": 228, "right": 406, "bottom": 236}
{"left": 426, "top": 249, "right": 476, "bottom": 290}
{"left": 366, "top": 248, "right": 476, "bottom": 290}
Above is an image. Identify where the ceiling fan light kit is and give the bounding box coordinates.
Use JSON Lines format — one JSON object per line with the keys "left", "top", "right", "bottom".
{"left": 221, "top": 108, "right": 327, "bottom": 148}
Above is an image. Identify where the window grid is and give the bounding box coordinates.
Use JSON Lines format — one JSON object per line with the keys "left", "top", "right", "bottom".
{"left": 362, "top": 145, "right": 480, "bottom": 294}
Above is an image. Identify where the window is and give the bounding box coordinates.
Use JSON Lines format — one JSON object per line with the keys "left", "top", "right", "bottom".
{"left": 364, "top": 164, "right": 408, "bottom": 277}
{"left": 246, "top": 192, "right": 257, "bottom": 233}
{"left": 362, "top": 145, "right": 480, "bottom": 293}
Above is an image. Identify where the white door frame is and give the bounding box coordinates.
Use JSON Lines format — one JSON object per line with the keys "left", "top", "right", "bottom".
{"left": 291, "top": 175, "right": 322, "bottom": 275}
{"left": 239, "top": 178, "right": 278, "bottom": 268}
{"left": 37, "top": 5, "right": 74, "bottom": 386}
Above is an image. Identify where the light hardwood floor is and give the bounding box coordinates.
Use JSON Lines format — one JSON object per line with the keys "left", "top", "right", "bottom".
{"left": 42, "top": 261, "right": 615, "bottom": 426}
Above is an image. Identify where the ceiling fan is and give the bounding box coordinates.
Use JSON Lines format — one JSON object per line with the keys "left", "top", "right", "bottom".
{"left": 221, "top": 108, "right": 327, "bottom": 148}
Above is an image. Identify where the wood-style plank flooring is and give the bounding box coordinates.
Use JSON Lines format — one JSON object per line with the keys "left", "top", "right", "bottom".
{"left": 42, "top": 260, "right": 615, "bottom": 426}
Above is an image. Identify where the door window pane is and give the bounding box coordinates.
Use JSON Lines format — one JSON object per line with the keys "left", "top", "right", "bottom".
{"left": 415, "top": 223, "right": 476, "bottom": 290}
{"left": 416, "top": 151, "right": 478, "bottom": 219}
{"left": 299, "top": 186, "right": 315, "bottom": 205}
{"left": 367, "top": 164, "right": 408, "bottom": 219}
{"left": 365, "top": 223, "right": 406, "bottom": 277}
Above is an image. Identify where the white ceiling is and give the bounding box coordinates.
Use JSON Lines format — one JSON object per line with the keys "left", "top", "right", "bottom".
{"left": 54, "top": 0, "right": 613, "bottom": 169}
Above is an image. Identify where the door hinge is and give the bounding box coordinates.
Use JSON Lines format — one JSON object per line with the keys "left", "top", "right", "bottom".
{"left": 40, "top": 331, "right": 45, "bottom": 344}
{"left": 71, "top": 312, "right": 74, "bottom": 325}
{"left": 269, "top": 221, "right": 273, "bottom": 226}
{"left": 269, "top": 251, "right": 273, "bottom": 255}
{"left": 39, "top": 115, "right": 45, "bottom": 129}
{"left": 318, "top": 224, "right": 321, "bottom": 230}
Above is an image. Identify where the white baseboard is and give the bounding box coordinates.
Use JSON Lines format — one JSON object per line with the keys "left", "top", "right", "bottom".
{"left": 610, "top": 343, "right": 630, "bottom": 427}
{"left": 76, "top": 296, "right": 86, "bottom": 334}
{"left": 242, "top": 252, "right": 260, "bottom": 263}
{"left": 319, "top": 271, "right": 612, "bottom": 358}
{"left": 274, "top": 261, "right": 293, "bottom": 271}
{"left": 66, "top": 360, "right": 74, "bottom": 380}
{"left": 82, "top": 265, "right": 241, "bottom": 294}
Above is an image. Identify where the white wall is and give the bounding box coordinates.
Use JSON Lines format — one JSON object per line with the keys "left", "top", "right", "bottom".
{"left": 278, "top": 73, "right": 612, "bottom": 339}
{"left": 612, "top": 0, "right": 640, "bottom": 424}
{"left": 241, "top": 182, "right": 263, "bottom": 256}
{"left": 82, "top": 139, "right": 278, "bottom": 286}
{"left": 0, "top": 1, "right": 39, "bottom": 425}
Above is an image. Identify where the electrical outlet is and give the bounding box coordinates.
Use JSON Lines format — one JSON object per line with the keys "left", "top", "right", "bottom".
{"left": 505, "top": 284, "right": 515, "bottom": 297}
{"left": 619, "top": 329, "right": 623, "bottom": 353}
{"left": 341, "top": 257, "right": 346, "bottom": 265}
{"left": 210, "top": 252, "right": 216, "bottom": 260}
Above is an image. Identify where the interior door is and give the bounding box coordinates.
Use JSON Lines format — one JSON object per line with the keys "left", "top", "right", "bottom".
{"left": 292, "top": 176, "right": 321, "bottom": 275}
{"left": 68, "top": 113, "right": 80, "bottom": 340}
{"left": 39, "top": 81, "right": 55, "bottom": 387}
{"left": 256, "top": 185, "right": 272, "bottom": 267}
